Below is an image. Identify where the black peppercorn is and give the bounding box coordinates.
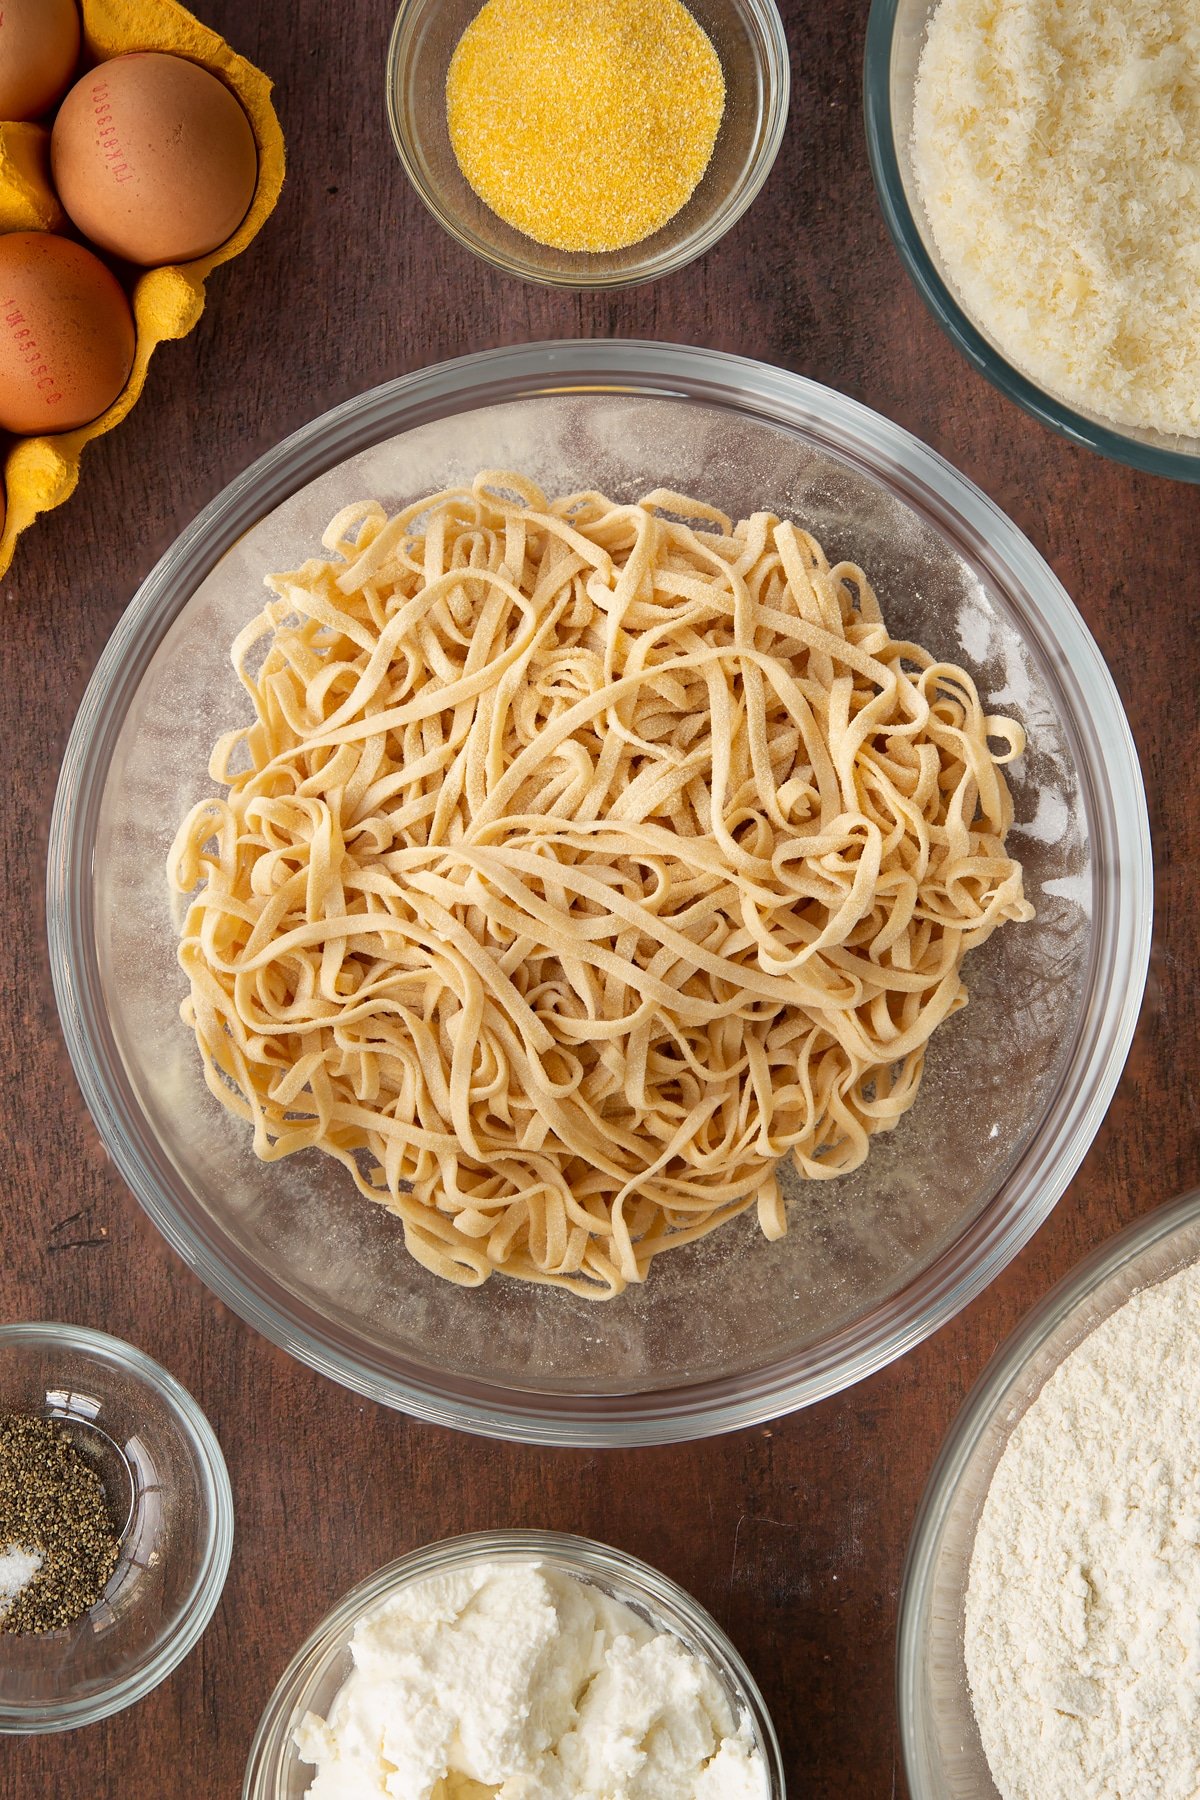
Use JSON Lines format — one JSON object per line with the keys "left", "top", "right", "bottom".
{"left": 0, "top": 1413, "right": 120, "bottom": 1634}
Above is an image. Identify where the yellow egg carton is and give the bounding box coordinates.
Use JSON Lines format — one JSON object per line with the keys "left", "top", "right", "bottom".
{"left": 0, "top": 0, "right": 285, "bottom": 579}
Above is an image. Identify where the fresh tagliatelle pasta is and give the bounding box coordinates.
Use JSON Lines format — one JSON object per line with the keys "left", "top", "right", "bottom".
{"left": 167, "top": 474, "right": 1033, "bottom": 1299}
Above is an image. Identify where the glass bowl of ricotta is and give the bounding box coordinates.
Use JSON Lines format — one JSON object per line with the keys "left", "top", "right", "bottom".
{"left": 897, "top": 1185, "right": 1200, "bottom": 1798}
{"left": 47, "top": 339, "right": 1151, "bottom": 1446}
{"left": 242, "top": 1529, "right": 785, "bottom": 1799}
{"left": 864, "top": 0, "right": 1200, "bottom": 480}
{"left": 0, "top": 1323, "right": 233, "bottom": 1734}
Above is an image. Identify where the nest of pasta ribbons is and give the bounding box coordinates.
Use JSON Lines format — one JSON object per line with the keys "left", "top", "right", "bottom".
{"left": 169, "top": 474, "right": 1031, "bottom": 1298}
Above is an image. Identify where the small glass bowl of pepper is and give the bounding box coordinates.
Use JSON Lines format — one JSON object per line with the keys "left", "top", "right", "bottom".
{"left": 0, "top": 1322, "right": 233, "bottom": 1734}
{"left": 386, "top": 0, "right": 790, "bottom": 289}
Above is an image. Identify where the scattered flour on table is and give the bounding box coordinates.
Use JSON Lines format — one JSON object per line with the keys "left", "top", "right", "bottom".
{"left": 966, "top": 1261, "right": 1200, "bottom": 1799}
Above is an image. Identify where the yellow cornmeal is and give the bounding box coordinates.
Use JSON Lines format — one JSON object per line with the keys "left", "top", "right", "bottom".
{"left": 446, "top": 0, "right": 725, "bottom": 253}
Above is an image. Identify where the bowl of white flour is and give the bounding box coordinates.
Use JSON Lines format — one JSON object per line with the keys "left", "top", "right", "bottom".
{"left": 897, "top": 1185, "right": 1200, "bottom": 1799}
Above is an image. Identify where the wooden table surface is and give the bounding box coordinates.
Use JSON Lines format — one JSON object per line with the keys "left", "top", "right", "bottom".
{"left": 3, "top": 2, "right": 1197, "bottom": 1794}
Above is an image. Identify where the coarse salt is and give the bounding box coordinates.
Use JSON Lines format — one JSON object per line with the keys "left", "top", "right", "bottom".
{"left": 0, "top": 1543, "right": 43, "bottom": 1620}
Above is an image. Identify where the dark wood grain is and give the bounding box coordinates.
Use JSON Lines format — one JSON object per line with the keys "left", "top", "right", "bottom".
{"left": 1, "top": 2, "right": 1196, "bottom": 1795}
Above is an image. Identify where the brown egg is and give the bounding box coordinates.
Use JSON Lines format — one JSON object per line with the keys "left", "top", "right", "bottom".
{"left": 51, "top": 52, "right": 258, "bottom": 267}
{"left": 0, "top": 0, "right": 80, "bottom": 122}
{"left": 0, "top": 232, "right": 135, "bottom": 435}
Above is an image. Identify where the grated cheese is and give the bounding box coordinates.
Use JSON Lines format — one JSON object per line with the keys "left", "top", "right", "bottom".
{"left": 912, "top": 0, "right": 1200, "bottom": 438}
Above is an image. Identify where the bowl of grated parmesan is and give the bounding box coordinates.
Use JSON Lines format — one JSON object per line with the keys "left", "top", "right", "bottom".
{"left": 897, "top": 1186, "right": 1200, "bottom": 1799}
{"left": 865, "top": 0, "right": 1200, "bottom": 479}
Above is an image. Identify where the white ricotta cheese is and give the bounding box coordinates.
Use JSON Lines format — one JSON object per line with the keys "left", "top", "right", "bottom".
{"left": 295, "top": 1560, "right": 771, "bottom": 1800}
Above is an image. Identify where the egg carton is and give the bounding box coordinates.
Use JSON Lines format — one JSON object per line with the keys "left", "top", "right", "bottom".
{"left": 0, "top": 0, "right": 285, "bottom": 580}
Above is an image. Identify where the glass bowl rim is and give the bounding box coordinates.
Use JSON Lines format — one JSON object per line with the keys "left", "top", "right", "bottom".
{"left": 0, "top": 1320, "right": 234, "bottom": 1734}
{"left": 242, "top": 1526, "right": 786, "bottom": 1800}
{"left": 384, "top": 0, "right": 791, "bottom": 290}
{"left": 46, "top": 337, "right": 1152, "bottom": 1447}
{"left": 862, "top": 0, "right": 1200, "bottom": 484}
{"left": 895, "top": 1185, "right": 1200, "bottom": 1795}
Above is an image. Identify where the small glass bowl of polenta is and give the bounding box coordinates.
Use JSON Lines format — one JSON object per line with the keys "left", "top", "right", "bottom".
{"left": 386, "top": 0, "right": 789, "bottom": 289}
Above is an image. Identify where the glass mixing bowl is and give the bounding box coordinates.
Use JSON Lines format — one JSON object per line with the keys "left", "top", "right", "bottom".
{"left": 386, "top": 0, "right": 789, "bottom": 288}
{"left": 0, "top": 1323, "right": 233, "bottom": 1734}
{"left": 896, "top": 1187, "right": 1200, "bottom": 1798}
{"left": 864, "top": 0, "right": 1200, "bottom": 481}
{"left": 47, "top": 340, "right": 1150, "bottom": 1446}
{"left": 243, "top": 1529, "right": 785, "bottom": 1800}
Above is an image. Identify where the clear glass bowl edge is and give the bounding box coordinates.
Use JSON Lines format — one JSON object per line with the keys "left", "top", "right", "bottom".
{"left": 0, "top": 1321, "right": 235, "bottom": 1734}
{"left": 46, "top": 340, "right": 1153, "bottom": 1447}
